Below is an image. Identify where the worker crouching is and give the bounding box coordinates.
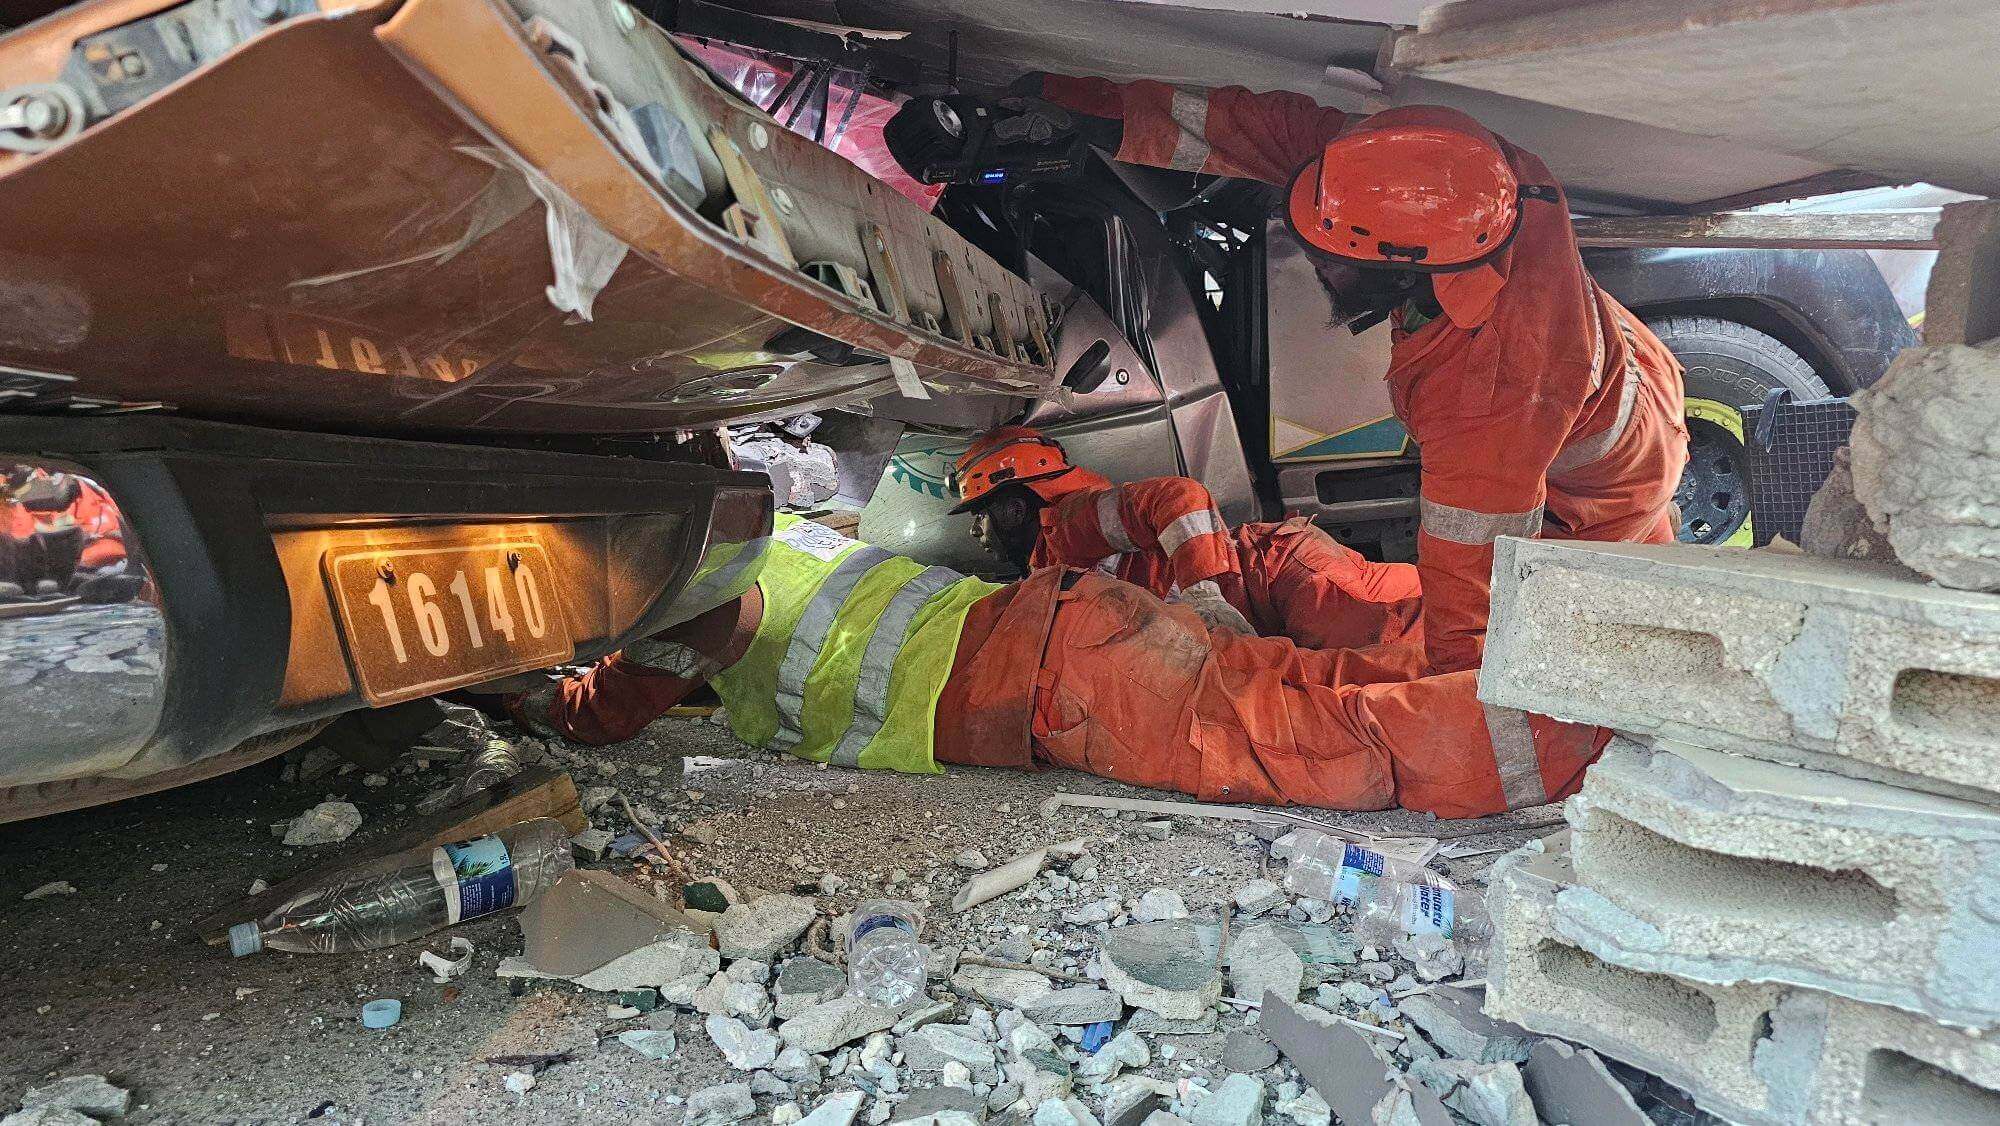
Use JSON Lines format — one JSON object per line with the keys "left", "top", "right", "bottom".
{"left": 506, "top": 517, "right": 1603, "bottom": 820}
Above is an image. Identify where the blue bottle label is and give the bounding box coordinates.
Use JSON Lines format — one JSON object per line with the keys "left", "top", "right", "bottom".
{"left": 434, "top": 835, "right": 517, "bottom": 923}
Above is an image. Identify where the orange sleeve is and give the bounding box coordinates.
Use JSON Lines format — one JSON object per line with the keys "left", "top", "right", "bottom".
{"left": 1408, "top": 373, "right": 1582, "bottom": 675}
{"left": 1037, "top": 74, "right": 1348, "bottom": 185}
{"left": 1040, "top": 477, "right": 1239, "bottom": 590}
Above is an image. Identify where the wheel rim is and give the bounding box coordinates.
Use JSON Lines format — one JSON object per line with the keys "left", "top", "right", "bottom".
{"left": 1675, "top": 416, "right": 1752, "bottom": 544}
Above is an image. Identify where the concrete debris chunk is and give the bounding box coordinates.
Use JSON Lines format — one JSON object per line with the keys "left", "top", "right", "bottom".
{"left": 1269, "top": 1087, "right": 1329, "bottom": 1126}
{"left": 1132, "top": 889, "right": 1188, "bottom": 923}
{"left": 2, "top": 1108, "right": 100, "bottom": 1126}
{"left": 770, "top": 1045, "right": 822, "bottom": 1084}
{"left": 775, "top": 956, "right": 848, "bottom": 1018}
{"left": 1559, "top": 738, "right": 2000, "bottom": 1027}
{"left": 1228, "top": 924, "right": 1305, "bottom": 1004}
{"left": 1262, "top": 994, "right": 1452, "bottom": 1126}
{"left": 1395, "top": 988, "right": 1531, "bottom": 1064}
{"left": 617, "top": 1028, "right": 678, "bottom": 1060}
{"left": 1219, "top": 1029, "right": 1279, "bottom": 1074}
{"left": 1127, "top": 1010, "right": 1217, "bottom": 1035}
{"left": 1392, "top": 933, "right": 1462, "bottom": 983}
{"left": 1138, "top": 1115, "right": 1192, "bottom": 1126}
{"left": 1188, "top": 1074, "right": 1263, "bottom": 1126}
{"left": 559, "top": 930, "right": 719, "bottom": 994}
{"left": 797, "top": 1090, "right": 867, "bottom": 1126}
{"left": 1233, "top": 880, "right": 1286, "bottom": 917}
{"left": 1021, "top": 987, "right": 1122, "bottom": 1027}
{"left": 778, "top": 995, "right": 899, "bottom": 1054}
{"left": 21, "top": 881, "right": 75, "bottom": 901}
{"left": 1478, "top": 537, "right": 2000, "bottom": 805}
{"left": 20, "top": 1075, "right": 131, "bottom": 1119}
{"left": 893, "top": 1086, "right": 988, "bottom": 1122}
{"left": 715, "top": 894, "right": 817, "bottom": 961}
{"left": 1408, "top": 1059, "right": 1535, "bottom": 1126}
{"left": 1850, "top": 342, "right": 2000, "bottom": 592}
{"left": 1518, "top": 1041, "right": 1648, "bottom": 1126}
{"left": 956, "top": 849, "right": 991, "bottom": 871}
{"left": 1100, "top": 1077, "right": 1164, "bottom": 1126}
{"left": 281, "top": 801, "right": 363, "bottom": 846}
{"left": 952, "top": 964, "right": 1056, "bottom": 1008}
{"left": 685, "top": 1082, "right": 757, "bottom": 1125}
{"left": 705, "top": 1014, "right": 780, "bottom": 1070}
{"left": 1075, "top": 1030, "right": 1149, "bottom": 1086}
{"left": 1032, "top": 1098, "right": 1101, "bottom": 1126}
{"left": 1099, "top": 922, "right": 1222, "bottom": 1020}
{"left": 903, "top": 1024, "right": 1001, "bottom": 1078}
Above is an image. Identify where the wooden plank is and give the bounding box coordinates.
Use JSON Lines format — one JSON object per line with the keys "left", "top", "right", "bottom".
{"left": 195, "top": 766, "right": 583, "bottom": 944}
{"left": 1572, "top": 210, "right": 1938, "bottom": 250}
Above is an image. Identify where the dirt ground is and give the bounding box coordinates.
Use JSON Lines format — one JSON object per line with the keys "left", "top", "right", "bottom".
{"left": 0, "top": 709, "right": 1558, "bottom": 1125}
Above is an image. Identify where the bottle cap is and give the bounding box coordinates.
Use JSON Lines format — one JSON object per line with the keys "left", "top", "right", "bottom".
{"left": 361, "top": 999, "right": 402, "bottom": 1029}
{"left": 228, "top": 922, "right": 263, "bottom": 958}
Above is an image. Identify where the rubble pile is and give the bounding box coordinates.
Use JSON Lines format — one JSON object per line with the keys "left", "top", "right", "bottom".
{"left": 1480, "top": 536, "right": 2000, "bottom": 1123}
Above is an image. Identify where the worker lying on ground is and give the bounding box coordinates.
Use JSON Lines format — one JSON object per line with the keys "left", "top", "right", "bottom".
{"left": 501, "top": 516, "right": 1603, "bottom": 819}
{"left": 888, "top": 86, "right": 1689, "bottom": 683}
{"left": 950, "top": 425, "right": 1422, "bottom": 652}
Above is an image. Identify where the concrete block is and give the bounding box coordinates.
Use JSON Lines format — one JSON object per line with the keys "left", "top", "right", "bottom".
{"left": 1807, "top": 993, "right": 2000, "bottom": 1125}
{"left": 1556, "top": 738, "right": 2000, "bottom": 1028}
{"left": 1479, "top": 538, "right": 2000, "bottom": 805}
{"left": 1483, "top": 836, "right": 1823, "bottom": 1126}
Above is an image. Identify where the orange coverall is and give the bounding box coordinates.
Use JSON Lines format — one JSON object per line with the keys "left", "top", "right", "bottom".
{"left": 536, "top": 567, "right": 1598, "bottom": 818}
{"left": 1035, "top": 77, "right": 1690, "bottom": 675}
{"left": 1034, "top": 473, "right": 1422, "bottom": 650}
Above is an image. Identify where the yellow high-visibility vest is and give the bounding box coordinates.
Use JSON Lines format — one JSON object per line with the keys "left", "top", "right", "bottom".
{"left": 712, "top": 515, "right": 999, "bottom": 773}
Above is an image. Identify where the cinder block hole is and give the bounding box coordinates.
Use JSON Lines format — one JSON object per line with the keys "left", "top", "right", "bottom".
{"left": 1862, "top": 1048, "right": 2000, "bottom": 1122}
{"left": 1891, "top": 668, "right": 2000, "bottom": 741}
{"left": 1532, "top": 939, "right": 1718, "bottom": 1042}
{"left": 1570, "top": 623, "right": 1735, "bottom": 685}
{"left": 1579, "top": 812, "right": 1899, "bottom": 926}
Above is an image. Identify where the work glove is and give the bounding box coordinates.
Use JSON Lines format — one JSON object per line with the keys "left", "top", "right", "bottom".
{"left": 1172, "top": 579, "right": 1256, "bottom": 638}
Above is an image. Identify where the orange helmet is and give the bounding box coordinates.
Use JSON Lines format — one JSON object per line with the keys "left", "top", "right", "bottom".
{"left": 1287, "top": 107, "right": 1523, "bottom": 272}
{"left": 949, "top": 425, "right": 1086, "bottom": 514}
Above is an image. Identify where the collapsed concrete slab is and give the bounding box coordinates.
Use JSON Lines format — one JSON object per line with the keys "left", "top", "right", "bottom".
{"left": 1556, "top": 739, "right": 2000, "bottom": 1028}
{"left": 1479, "top": 538, "right": 2000, "bottom": 805}
{"left": 1807, "top": 992, "right": 2000, "bottom": 1125}
{"left": 1483, "top": 836, "right": 1822, "bottom": 1126}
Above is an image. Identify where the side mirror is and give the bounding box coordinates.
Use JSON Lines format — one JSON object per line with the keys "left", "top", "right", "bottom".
{"left": 1061, "top": 339, "right": 1114, "bottom": 394}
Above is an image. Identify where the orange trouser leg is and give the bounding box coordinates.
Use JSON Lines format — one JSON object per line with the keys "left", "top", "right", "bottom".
{"left": 548, "top": 656, "right": 703, "bottom": 746}
{"left": 1237, "top": 521, "right": 1424, "bottom": 652}
{"left": 1028, "top": 574, "right": 1603, "bottom": 818}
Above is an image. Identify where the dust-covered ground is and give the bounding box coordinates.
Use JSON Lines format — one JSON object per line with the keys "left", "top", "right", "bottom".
{"left": 0, "top": 708, "right": 1564, "bottom": 1125}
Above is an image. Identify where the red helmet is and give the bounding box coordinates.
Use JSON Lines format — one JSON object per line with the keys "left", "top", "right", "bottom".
{"left": 949, "top": 425, "right": 1090, "bottom": 514}
{"left": 1288, "top": 106, "right": 1522, "bottom": 272}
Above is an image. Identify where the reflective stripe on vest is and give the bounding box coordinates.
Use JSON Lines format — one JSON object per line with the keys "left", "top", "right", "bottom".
{"left": 712, "top": 515, "right": 1000, "bottom": 773}
{"left": 1167, "top": 88, "right": 1212, "bottom": 172}
{"left": 1419, "top": 497, "right": 1545, "bottom": 546}
{"left": 1158, "top": 507, "right": 1223, "bottom": 558}
{"left": 1550, "top": 319, "right": 1646, "bottom": 478}
{"left": 1482, "top": 703, "right": 1549, "bottom": 809}
{"left": 1096, "top": 488, "right": 1139, "bottom": 552}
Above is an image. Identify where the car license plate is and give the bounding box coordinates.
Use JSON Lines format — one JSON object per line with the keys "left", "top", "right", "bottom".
{"left": 323, "top": 539, "right": 573, "bottom": 705}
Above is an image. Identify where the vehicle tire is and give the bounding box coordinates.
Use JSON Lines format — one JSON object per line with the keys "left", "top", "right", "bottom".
{"left": 1644, "top": 315, "right": 1831, "bottom": 546}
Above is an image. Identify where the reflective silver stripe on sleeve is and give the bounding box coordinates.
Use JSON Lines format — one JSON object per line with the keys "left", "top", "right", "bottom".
{"left": 1482, "top": 703, "right": 1549, "bottom": 809}
{"left": 1419, "top": 498, "right": 1546, "bottom": 545}
{"left": 828, "top": 566, "right": 966, "bottom": 768}
{"left": 663, "top": 535, "right": 770, "bottom": 620}
{"left": 1549, "top": 350, "right": 1642, "bottom": 477}
{"left": 1158, "top": 507, "right": 1224, "bottom": 558}
{"left": 771, "top": 545, "right": 892, "bottom": 749}
{"left": 1096, "top": 488, "right": 1139, "bottom": 553}
{"left": 623, "top": 638, "right": 718, "bottom": 679}
{"left": 1167, "top": 88, "right": 1213, "bottom": 172}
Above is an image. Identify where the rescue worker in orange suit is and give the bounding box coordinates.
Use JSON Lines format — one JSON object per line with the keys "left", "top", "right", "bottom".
{"left": 949, "top": 425, "right": 1422, "bottom": 652}
{"left": 888, "top": 84, "right": 1689, "bottom": 677}
{"left": 497, "top": 517, "right": 1602, "bottom": 819}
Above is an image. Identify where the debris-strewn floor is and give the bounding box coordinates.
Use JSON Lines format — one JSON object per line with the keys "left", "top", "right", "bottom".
{"left": 0, "top": 707, "right": 1566, "bottom": 1125}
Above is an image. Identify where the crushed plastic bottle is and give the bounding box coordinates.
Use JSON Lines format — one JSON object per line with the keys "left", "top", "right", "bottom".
{"left": 416, "top": 739, "right": 524, "bottom": 815}
{"left": 1282, "top": 830, "right": 1488, "bottom": 949}
{"left": 230, "top": 818, "right": 573, "bottom": 957}
{"left": 846, "top": 899, "right": 927, "bottom": 1006}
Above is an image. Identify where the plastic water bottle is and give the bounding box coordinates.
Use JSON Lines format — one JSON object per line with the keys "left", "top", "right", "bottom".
{"left": 846, "top": 900, "right": 926, "bottom": 1006}
{"left": 230, "top": 818, "right": 573, "bottom": 957}
{"left": 417, "top": 739, "right": 524, "bottom": 815}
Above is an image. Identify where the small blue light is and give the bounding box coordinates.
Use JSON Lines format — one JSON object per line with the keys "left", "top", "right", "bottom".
{"left": 979, "top": 169, "right": 1008, "bottom": 185}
